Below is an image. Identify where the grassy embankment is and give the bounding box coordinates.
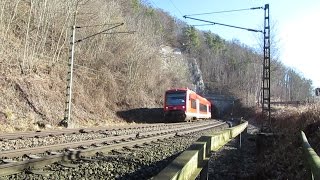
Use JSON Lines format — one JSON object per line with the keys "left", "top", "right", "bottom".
{"left": 257, "top": 103, "right": 320, "bottom": 179}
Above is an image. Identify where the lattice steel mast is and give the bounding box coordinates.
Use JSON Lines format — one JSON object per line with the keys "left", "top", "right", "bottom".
{"left": 262, "top": 4, "right": 271, "bottom": 125}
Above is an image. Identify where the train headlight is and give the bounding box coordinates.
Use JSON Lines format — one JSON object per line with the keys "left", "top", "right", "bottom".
{"left": 165, "top": 106, "right": 168, "bottom": 109}
{"left": 182, "top": 106, "right": 185, "bottom": 109}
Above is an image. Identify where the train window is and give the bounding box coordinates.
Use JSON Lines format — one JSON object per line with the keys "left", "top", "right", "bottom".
{"left": 191, "top": 99, "right": 196, "bottom": 109}
{"left": 166, "top": 91, "right": 186, "bottom": 105}
{"left": 200, "top": 104, "right": 207, "bottom": 112}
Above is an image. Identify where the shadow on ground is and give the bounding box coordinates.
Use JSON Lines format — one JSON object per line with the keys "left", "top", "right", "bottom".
{"left": 116, "top": 108, "right": 164, "bottom": 123}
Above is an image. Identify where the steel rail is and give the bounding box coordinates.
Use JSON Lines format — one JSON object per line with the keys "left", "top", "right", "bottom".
{"left": 0, "top": 122, "right": 197, "bottom": 141}
{"left": 0, "top": 121, "right": 221, "bottom": 158}
{"left": 0, "top": 121, "right": 226, "bottom": 177}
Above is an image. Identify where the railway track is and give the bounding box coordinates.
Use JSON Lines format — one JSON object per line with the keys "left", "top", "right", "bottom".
{"left": 0, "top": 120, "right": 227, "bottom": 177}
{"left": 0, "top": 122, "right": 200, "bottom": 152}
{"left": 0, "top": 123, "right": 175, "bottom": 141}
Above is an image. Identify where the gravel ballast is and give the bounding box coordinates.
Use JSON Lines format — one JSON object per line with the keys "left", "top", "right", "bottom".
{"left": 207, "top": 123, "right": 259, "bottom": 179}
{"left": 3, "top": 123, "right": 228, "bottom": 179}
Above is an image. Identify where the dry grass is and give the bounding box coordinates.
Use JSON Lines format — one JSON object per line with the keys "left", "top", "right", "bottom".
{"left": 271, "top": 103, "right": 320, "bottom": 133}
{"left": 257, "top": 103, "right": 320, "bottom": 179}
{"left": 0, "top": 0, "right": 191, "bottom": 132}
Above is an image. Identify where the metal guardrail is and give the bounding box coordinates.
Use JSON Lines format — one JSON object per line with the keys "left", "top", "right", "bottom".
{"left": 153, "top": 120, "right": 248, "bottom": 180}
{"left": 300, "top": 131, "right": 320, "bottom": 180}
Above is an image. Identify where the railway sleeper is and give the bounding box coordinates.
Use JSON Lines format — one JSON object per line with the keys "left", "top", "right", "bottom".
{"left": 134, "top": 144, "right": 147, "bottom": 148}
{"left": 79, "top": 129, "right": 89, "bottom": 133}
{"left": 79, "top": 145, "right": 89, "bottom": 149}
{"left": 49, "top": 151, "right": 62, "bottom": 155}
{"left": 92, "top": 143, "right": 103, "bottom": 147}
{"left": 25, "top": 169, "right": 54, "bottom": 176}
{"left": 56, "top": 161, "right": 78, "bottom": 168}
{"left": 80, "top": 157, "right": 100, "bottom": 162}
{"left": 150, "top": 141, "right": 164, "bottom": 145}
{"left": 111, "top": 149, "right": 131, "bottom": 155}
{"left": 26, "top": 155, "right": 42, "bottom": 159}
{"left": 123, "top": 146, "right": 137, "bottom": 151}
{"left": 1, "top": 159, "right": 17, "bottom": 164}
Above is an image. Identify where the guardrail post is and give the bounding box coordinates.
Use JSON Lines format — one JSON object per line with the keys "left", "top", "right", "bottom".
{"left": 309, "top": 169, "right": 314, "bottom": 180}
{"left": 237, "top": 117, "right": 244, "bottom": 149}
{"left": 199, "top": 162, "right": 208, "bottom": 180}
{"left": 238, "top": 132, "right": 242, "bottom": 148}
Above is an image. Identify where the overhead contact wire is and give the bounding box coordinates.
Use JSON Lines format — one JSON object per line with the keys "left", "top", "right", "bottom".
{"left": 168, "top": 0, "right": 184, "bottom": 17}
{"left": 75, "top": 23, "right": 124, "bottom": 43}
{"left": 183, "top": 16, "right": 263, "bottom": 33}
{"left": 77, "top": 23, "right": 124, "bottom": 28}
{"left": 185, "top": 6, "right": 263, "bottom": 16}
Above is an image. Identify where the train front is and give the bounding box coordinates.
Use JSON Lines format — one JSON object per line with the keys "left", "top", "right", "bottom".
{"left": 164, "top": 89, "right": 187, "bottom": 122}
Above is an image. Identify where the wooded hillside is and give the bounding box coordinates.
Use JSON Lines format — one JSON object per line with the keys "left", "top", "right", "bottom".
{"left": 0, "top": 0, "right": 313, "bottom": 131}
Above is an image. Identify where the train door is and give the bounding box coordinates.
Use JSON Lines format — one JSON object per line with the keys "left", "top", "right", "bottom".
{"left": 196, "top": 98, "right": 200, "bottom": 119}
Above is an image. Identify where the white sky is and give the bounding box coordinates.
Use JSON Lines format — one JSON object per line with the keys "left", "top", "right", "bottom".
{"left": 280, "top": 8, "right": 320, "bottom": 87}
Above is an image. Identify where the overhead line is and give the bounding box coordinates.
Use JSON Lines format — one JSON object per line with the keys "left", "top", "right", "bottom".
{"left": 168, "top": 0, "right": 184, "bottom": 17}
{"left": 183, "top": 16, "right": 263, "bottom": 33}
{"left": 185, "top": 6, "right": 263, "bottom": 17}
{"left": 75, "top": 23, "right": 124, "bottom": 43}
{"left": 149, "top": 0, "right": 161, "bottom": 9}
{"left": 192, "top": 24, "right": 215, "bottom": 27}
{"left": 77, "top": 23, "right": 124, "bottom": 28}
{"left": 103, "top": 31, "right": 136, "bottom": 35}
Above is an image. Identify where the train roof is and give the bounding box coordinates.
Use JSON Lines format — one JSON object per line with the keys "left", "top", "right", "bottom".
{"left": 165, "top": 88, "right": 211, "bottom": 104}
{"left": 165, "top": 88, "right": 189, "bottom": 92}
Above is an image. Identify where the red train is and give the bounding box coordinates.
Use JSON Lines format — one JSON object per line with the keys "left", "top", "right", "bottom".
{"left": 164, "top": 88, "right": 212, "bottom": 122}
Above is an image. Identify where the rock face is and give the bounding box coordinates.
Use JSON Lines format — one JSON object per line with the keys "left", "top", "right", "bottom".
{"left": 188, "top": 58, "right": 205, "bottom": 94}
{"left": 160, "top": 45, "right": 186, "bottom": 71}
{"left": 159, "top": 45, "right": 205, "bottom": 93}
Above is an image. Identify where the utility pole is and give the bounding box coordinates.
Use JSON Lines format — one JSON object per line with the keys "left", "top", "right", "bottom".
{"left": 59, "top": 11, "right": 131, "bottom": 128}
{"left": 61, "top": 12, "right": 77, "bottom": 128}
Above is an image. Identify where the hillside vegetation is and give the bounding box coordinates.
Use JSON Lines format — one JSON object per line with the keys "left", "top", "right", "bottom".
{"left": 0, "top": 0, "right": 313, "bottom": 131}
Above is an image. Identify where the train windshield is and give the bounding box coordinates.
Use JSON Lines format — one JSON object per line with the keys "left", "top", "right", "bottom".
{"left": 166, "top": 91, "right": 186, "bottom": 106}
